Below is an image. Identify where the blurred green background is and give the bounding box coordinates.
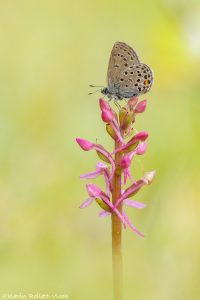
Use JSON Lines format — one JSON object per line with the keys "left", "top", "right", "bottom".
{"left": 0, "top": 0, "right": 200, "bottom": 299}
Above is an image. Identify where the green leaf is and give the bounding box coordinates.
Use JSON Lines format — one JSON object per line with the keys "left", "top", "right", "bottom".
{"left": 95, "top": 198, "right": 111, "bottom": 212}
{"left": 106, "top": 123, "right": 117, "bottom": 140}
{"left": 96, "top": 151, "right": 111, "bottom": 164}
{"left": 123, "top": 141, "right": 139, "bottom": 153}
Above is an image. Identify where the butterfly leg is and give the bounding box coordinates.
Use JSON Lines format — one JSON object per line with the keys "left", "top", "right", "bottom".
{"left": 114, "top": 101, "right": 121, "bottom": 110}
{"left": 107, "top": 94, "right": 113, "bottom": 102}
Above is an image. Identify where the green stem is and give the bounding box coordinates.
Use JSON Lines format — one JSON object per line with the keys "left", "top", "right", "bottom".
{"left": 112, "top": 140, "right": 123, "bottom": 300}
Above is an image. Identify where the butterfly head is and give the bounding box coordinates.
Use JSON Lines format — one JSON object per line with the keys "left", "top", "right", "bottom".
{"left": 101, "top": 87, "right": 110, "bottom": 96}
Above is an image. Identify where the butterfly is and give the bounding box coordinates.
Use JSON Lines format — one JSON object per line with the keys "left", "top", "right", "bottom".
{"left": 99, "top": 41, "right": 153, "bottom": 101}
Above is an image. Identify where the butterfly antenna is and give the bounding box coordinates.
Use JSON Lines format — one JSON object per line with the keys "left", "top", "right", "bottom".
{"left": 88, "top": 88, "right": 102, "bottom": 95}
{"left": 89, "top": 85, "right": 104, "bottom": 88}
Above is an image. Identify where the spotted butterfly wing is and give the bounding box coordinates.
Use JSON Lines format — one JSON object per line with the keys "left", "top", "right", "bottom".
{"left": 107, "top": 42, "right": 140, "bottom": 90}
{"left": 106, "top": 41, "right": 153, "bottom": 99}
{"left": 117, "top": 63, "right": 153, "bottom": 98}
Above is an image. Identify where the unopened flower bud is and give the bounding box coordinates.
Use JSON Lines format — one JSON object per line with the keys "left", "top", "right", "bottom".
{"left": 99, "top": 98, "right": 111, "bottom": 111}
{"left": 101, "top": 109, "right": 114, "bottom": 123}
{"left": 128, "top": 97, "right": 138, "bottom": 110}
{"left": 143, "top": 170, "right": 156, "bottom": 184}
{"left": 135, "top": 100, "right": 147, "bottom": 113}
{"left": 76, "top": 138, "right": 94, "bottom": 151}
{"left": 133, "top": 131, "right": 148, "bottom": 142}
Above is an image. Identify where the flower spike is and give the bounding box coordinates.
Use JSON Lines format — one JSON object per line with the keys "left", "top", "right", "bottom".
{"left": 76, "top": 97, "right": 155, "bottom": 237}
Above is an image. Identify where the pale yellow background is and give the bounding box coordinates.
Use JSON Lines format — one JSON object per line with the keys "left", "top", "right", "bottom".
{"left": 0, "top": 0, "right": 200, "bottom": 299}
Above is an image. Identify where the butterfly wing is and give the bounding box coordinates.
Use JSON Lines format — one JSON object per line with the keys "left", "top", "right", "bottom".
{"left": 107, "top": 42, "right": 140, "bottom": 95}
{"left": 117, "top": 63, "right": 154, "bottom": 98}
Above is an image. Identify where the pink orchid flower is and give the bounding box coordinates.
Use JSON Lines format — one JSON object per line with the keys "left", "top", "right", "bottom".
{"left": 120, "top": 155, "right": 134, "bottom": 185}
{"left": 79, "top": 183, "right": 126, "bottom": 228}
{"left": 99, "top": 198, "right": 146, "bottom": 237}
{"left": 80, "top": 162, "right": 111, "bottom": 196}
{"left": 135, "top": 99, "right": 147, "bottom": 113}
{"left": 114, "top": 170, "right": 156, "bottom": 208}
{"left": 76, "top": 138, "right": 115, "bottom": 179}
{"left": 120, "top": 142, "right": 148, "bottom": 184}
